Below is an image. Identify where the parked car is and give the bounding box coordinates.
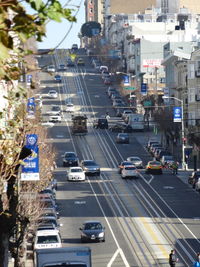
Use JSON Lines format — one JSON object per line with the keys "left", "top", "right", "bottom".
{"left": 116, "top": 133, "right": 129, "bottom": 144}
{"left": 77, "top": 58, "right": 85, "bottom": 66}
{"left": 93, "top": 118, "right": 108, "bottom": 129}
{"left": 188, "top": 171, "right": 200, "bottom": 188}
{"left": 47, "top": 65, "right": 56, "bottom": 72}
{"left": 118, "top": 161, "right": 133, "bottom": 174}
{"left": 109, "top": 123, "right": 132, "bottom": 133}
{"left": 62, "top": 152, "right": 79, "bottom": 167}
{"left": 80, "top": 160, "right": 100, "bottom": 175}
{"left": 54, "top": 74, "right": 62, "bottom": 83}
{"left": 156, "top": 150, "right": 171, "bottom": 161}
{"left": 58, "top": 64, "right": 66, "bottom": 71}
{"left": 80, "top": 221, "right": 105, "bottom": 242}
{"left": 126, "top": 156, "right": 143, "bottom": 168}
{"left": 48, "top": 105, "right": 61, "bottom": 115}
{"left": 121, "top": 165, "right": 139, "bottom": 179}
{"left": 49, "top": 115, "right": 61, "bottom": 123}
{"left": 34, "top": 229, "right": 62, "bottom": 250}
{"left": 48, "top": 90, "right": 58, "bottom": 99}
{"left": 145, "top": 161, "right": 163, "bottom": 174}
{"left": 160, "top": 155, "right": 174, "bottom": 166}
{"left": 67, "top": 167, "right": 85, "bottom": 181}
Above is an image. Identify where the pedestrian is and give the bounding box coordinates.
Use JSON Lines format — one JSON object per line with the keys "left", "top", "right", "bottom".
{"left": 105, "top": 112, "right": 110, "bottom": 120}
{"left": 169, "top": 250, "right": 178, "bottom": 267}
{"left": 171, "top": 161, "right": 178, "bottom": 175}
{"left": 197, "top": 252, "right": 200, "bottom": 262}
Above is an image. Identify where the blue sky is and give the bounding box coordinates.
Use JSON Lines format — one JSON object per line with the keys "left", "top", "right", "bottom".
{"left": 25, "top": 0, "right": 85, "bottom": 49}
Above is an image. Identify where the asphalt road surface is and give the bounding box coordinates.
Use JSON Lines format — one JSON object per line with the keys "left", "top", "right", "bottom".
{"left": 36, "top": 49, "right": 200, "bottom": 267}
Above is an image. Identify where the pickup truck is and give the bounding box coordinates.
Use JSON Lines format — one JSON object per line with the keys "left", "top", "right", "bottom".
{"left": 35, "top": 246, "right": 92, "bottom": 267}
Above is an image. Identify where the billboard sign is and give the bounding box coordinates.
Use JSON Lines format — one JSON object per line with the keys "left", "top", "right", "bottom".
{"left": 21, "top": 134, "right": 40, "bottom": 181}
{"left": 173, "top": 107, "right": 182, "bottom": 122}
{"left": 143, "top": 59, "right": 162, "bottom": 68}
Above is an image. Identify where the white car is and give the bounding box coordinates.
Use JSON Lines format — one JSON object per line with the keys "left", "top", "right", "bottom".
{"left": 126, "top": 156, "right": 143, "bottom": 168}
{"left": 48, "top": 90, "right": 58, "bottom": 99}
{"left": 49, "top": 115, "right": 61, "bottom": 123}
{"left": 65, "top": 103, "right": 74, "bottom": 113}
{"left": 47, "top": 65, "right": 56, "bottom": 72}
{"left": 122, "top": 109, "right": 133, "bottom": 120}
{"left": 48, "top": 105, "right": 60, "bottom": 115}
{"left": 121, "top": 165, "right": 139, "bottom": 179}
{"left": 34, "top": 229, "right": 62, "bottom": 250}
{"left": 67, "top": 167, "right": 85, "bottom": 181}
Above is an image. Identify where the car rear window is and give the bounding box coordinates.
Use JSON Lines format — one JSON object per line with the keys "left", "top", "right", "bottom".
{"left": 125, "top": 166, "right": 136, "bottom": 170}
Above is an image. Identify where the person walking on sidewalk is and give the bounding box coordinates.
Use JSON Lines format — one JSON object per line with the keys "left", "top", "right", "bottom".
{"left": 171, "top": 161, "right": 179, "bottom": 175}
{"left": 169, "top": 250, "right": 178, "bottom": 266}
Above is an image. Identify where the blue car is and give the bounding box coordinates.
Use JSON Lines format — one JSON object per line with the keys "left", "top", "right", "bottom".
{"left": 54, "top": 74, "right": 62, "bottom": 83}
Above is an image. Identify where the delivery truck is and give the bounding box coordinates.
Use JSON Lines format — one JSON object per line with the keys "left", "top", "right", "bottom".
{"left": 126, "top": 113, "right": 145, "bottom": 131}
{"left": 34, "top": 246, "right": 91, "bottom": 267}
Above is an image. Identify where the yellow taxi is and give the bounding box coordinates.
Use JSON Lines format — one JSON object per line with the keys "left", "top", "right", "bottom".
{"left": 77, "top": 58, "right": 85, "bottom": 66}
{"left": 145, "top": 160, "right": 162, "bottom": 174}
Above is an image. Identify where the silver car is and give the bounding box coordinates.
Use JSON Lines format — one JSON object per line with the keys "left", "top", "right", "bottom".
{"left": 126, "top": 156, "right": 143, "bottom": 168}
{"left": 80, "top": 160, "right": 100, "bottom": 175}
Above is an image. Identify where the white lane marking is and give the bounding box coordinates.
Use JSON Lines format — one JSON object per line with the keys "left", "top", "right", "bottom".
{"left": 139, "top": 172, "right": 199, "bottom": 262}
{"left": 107, "top": 248, "right": 121, "bottom": 267}
{"left": 148, "top": 175, "right": 154, "bottom": 184}
{"left": 87, "top": 178, "right": 130, "bottom": 267}
{"left": 163, "top": 186, "right": 174, "bottom": 190}
{"left": 74, "top": 201, "right": 86, "bottom": 204}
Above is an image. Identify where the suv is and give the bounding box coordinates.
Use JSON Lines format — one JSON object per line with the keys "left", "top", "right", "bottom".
{"left": 93, "top": 118, "right": 108, "bottom": 129}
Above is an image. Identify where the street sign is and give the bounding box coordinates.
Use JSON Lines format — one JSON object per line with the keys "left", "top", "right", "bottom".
{"left": 141, "top": 83, "right": 147, "bottom": 95}
{"left": 144, "top": 100, "right": 152, "bottom": 106}
{"left": 123, "top": 75, "right": 130, "bottom": 86}
{"left": 124, "top": 86, "right": 136, "bottom": 90}
{"left": 173, "top": 107, "right": 182, "bottom": 122}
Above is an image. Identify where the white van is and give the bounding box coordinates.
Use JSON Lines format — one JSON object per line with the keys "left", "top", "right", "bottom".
{"left": 34, "top": 229, "right": 62, "bottom": 250}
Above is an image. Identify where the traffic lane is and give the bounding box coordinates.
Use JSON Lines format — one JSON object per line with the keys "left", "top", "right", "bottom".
{"left": 100, "top": 130, "right": 153, "bottom": 167}
{"left": 56, "top": 172, "right": 133, "bottom": 267}
{"left": 83, "top": 71, "right": 116, "bottom": 117}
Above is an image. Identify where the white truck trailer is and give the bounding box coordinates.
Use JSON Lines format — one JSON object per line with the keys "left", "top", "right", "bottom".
{"left": 35, "top": 246, "right": 92, "bottom": 267}
{"left": 126, "top": 113, "right": 145, "bottom": 131}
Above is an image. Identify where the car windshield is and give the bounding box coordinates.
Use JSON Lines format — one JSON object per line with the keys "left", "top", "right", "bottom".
{"left": 84, "top": 222, "right": 102, "bottom": 230}
{"left": 70, "top": 168, "right": 82, "bottom": 173}
{"left": 65, "top": 153, "right": 76, "bottom": 158}
{"left": 67, "top": 104, "right": 73, "bottom": 107}
{"left": 52, "top": 106, "right": 60, "bottom": 111}
{"left": 130, "top": 157, "right": 140, "bottom": 161}
{"left": 37, "top": 235, "right": 59, "bottom": 244}
{"left": 83, "top": 161, "right": 96, "bottom": 166}
{"left": 49, "top": 91, "right": 56, "bottom": 94}
{"left": 150, "top": 161, "right": 161, "bottom": 165}
{"left": 119, "top": 134, "right": 128, "bottom": 137}
{"left": 123, "top": 162, "right": 132, "bottom": 166}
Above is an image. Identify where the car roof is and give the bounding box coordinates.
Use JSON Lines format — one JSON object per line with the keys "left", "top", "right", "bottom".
{"left": 127, "top": 156, "right": 141, "bottom": 160}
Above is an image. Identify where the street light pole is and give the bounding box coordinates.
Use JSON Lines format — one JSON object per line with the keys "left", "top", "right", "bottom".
{"left": 162, "top": 96, "right": 186, "bottom": 169}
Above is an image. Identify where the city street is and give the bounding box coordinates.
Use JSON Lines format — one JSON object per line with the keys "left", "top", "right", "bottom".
{"left": 37, "top": 50, "right": 200, "bottom": 267}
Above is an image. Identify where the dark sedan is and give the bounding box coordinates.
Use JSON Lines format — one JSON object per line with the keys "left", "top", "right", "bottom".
{"left": 54, "top": 74, "right": 62, "bottom": 83}
{"left": 80, "top": 221, "right": 105, "bottom": 242}
{"left": 80, "top": 160, "right": 100, "bottom": 175}
{"left": 116, "top": 133, "right": 129, "bottom": 144}
{"left": 109, "top": 123, "right": 132, "bottom": 133}
{"left": 62, "top": 152, "right": 79, "bottom": 167}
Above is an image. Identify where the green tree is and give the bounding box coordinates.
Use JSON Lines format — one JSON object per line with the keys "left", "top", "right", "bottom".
{"left": 0, "top": 1, "right": 77, "bottom": 266}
